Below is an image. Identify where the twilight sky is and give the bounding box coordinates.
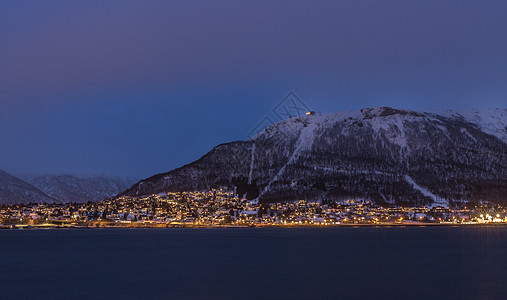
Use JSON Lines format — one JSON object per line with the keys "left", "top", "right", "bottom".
{"left": 1, "top": 0, "right": 506, "bottom": 178}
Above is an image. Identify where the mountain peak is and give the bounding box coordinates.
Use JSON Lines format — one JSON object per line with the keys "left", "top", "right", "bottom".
{"left": 360, "top": 107, "right": 424, "bottom": 119}
{"left": 122, "top": 107, "right": 507, "bottom": 206}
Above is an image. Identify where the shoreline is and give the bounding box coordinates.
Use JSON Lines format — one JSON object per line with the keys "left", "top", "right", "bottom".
{"left": 2, "top": 222, "right": 507, "bottom": 230}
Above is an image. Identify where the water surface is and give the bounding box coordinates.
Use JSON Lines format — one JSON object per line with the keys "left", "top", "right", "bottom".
{"left": 1, "top": 227, "right": 506, "bottom": 299}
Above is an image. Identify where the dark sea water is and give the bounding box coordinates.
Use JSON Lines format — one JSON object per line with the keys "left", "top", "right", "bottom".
{"left": 1, "top": 227, "right": 507, "bottom": 300}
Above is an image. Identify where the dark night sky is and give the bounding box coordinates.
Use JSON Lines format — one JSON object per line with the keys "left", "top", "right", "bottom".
{"left": 1, "top": 0, "right": 506, "bottom": 177}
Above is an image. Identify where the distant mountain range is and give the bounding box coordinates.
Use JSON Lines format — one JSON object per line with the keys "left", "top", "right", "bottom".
{"left": 122, "top": 107, "right": 507, "bottom": 206}
{"left": 22, "top": 174, "right": 138, "bottom": 203}
{"left": 0, "top": 171, "right": 137, "bottom": 204}
{"left": 0, "top": 169, "right": 56, "bottom": 204}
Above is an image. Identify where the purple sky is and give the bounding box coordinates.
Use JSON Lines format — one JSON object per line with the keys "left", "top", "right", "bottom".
{"left": 1, "top": 0, "right": 506, "bottom": 177}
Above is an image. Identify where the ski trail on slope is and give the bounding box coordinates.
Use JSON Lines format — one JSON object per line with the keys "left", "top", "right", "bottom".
{"left": 248, "top": 143, "right": 255, "bottom": 184}
{"left": 259, "top": 123, "right": 318, "bottom": 198}
{"left": 404, "top": 175, "right": 447, "bottom": 206}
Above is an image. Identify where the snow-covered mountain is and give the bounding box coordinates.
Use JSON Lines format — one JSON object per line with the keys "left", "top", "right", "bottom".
{"left": 123, "top": 107, "right": 506, "bottom": 206}
{"left": 22, "top": 174, "right": 138, "bottom": 203}
{"left": 436, "top": 108, "right": 507, "bottom": 143}
{"left": 0, "top": 169, "right": 57, "bottom": 204}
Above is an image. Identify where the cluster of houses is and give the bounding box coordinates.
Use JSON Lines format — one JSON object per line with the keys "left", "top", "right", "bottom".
{"left": 1, "top": 189, "right": 506, "bottom": 227}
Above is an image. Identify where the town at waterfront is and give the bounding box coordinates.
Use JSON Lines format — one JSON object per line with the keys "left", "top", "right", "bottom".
{"left": 1, "top": 189, "right": 506, "bottom": 229}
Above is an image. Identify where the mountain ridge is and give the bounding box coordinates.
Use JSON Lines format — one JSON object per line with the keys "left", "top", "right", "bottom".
{"left": 22, "top": 174, "right": 138, "bottom": 203}
{"left": 0, "top": 169, "right": 57, "bottom": 204}
{"left": 0, "top": 170, "right": 138, "bottom": 204}
{"left": 121, "top": 107, "right": 506, "bottom": 206}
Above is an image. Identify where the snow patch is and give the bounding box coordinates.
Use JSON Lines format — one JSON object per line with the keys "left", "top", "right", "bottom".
{"left": 260, "top": 123, "right": 320, "bottom": 197}
{"left": 404, "top": 175, "right": 447, "bottom": 207}
{"left": 436, "top": 108, "right": 507, "bottom": 143}
{"left": 460, "top": 128, "right": 477, "bottom": 142}
{"left": 248, "top": 143, "right": 255, "bottom": 184}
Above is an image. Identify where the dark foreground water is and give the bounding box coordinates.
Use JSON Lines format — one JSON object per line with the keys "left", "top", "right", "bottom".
{"left": 1, "top": 227, "right": 507, "bottom": 300}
